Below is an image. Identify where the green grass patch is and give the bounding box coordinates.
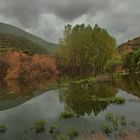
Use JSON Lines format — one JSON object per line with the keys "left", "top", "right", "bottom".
{"left": 67, "top": 127, "right": 79, "bottom": 138}
{"left": 110, "top": 96, "right": 125, "bottom": 104}
{"left": 0, "top": 125, "right": 7, "bottom": 133}
{"left": 92, "top": 96, "right": 125, "bottom": 105}
{"left": 49, "top": 124, "right": 60, "bottom": 135}
{"left": 60, "top": 110, "right": 75, "bottom": 119}
{"left": 69, "top": 77, "right": 96, "bottom": 86}
{"left": 56, "top": 134, "right": 69, "bottom": 140}
{"left": 100, "top": 113, "right": 127, "bottom": 136}
{"left": 101, "top": 123, "right": 113, "bottom": 135}
{"left": 33, "top": 119, "right": 46, "bottom": 134}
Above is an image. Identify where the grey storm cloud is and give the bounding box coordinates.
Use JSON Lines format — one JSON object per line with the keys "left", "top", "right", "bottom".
{"left": 44, "top": 0, "right": 111, "bottom": 21}
{"left": 0, "top": 0, "right": 140, "bottom": 44}
{"left": 0, "top": 0, "right": 111, "bottom": 26}
{"left": 0, "top": 0, "right": 41, "bottom": 27}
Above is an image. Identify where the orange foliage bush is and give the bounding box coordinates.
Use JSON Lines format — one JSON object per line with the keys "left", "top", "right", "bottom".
{"left": 0, "top": 53, "right": 10, "bottom": 81}
{"left": 29, "top": 55, "right": 57, "bottom": 82}
{"left": 0, "top": 51, "right": 57, "bottom": 84}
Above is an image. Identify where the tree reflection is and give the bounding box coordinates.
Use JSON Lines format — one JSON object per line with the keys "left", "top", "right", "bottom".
{"left": 0, "top": 78, "right": 56, "bottom": 110}
{"left": 117, "top": 77, "right": 140, "bottom": 98}
{"left": 59, "top": 82, "right": 117, "bottom": 116}
{"left": 7, "top": 79, "right": 55, "bottom": 96}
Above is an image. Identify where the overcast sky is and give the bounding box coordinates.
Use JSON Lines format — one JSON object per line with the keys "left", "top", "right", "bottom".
{"left": 0, "top": 0, "right": 140, "bottom": 44}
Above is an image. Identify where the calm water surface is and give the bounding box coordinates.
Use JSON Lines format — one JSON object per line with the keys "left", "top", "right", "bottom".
{"left": 0, "top": 80, "right": 140, "bottom": 140}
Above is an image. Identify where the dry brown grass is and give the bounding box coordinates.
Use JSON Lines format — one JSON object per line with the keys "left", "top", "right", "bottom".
{"left": 79, "top": 133, "right": 110, "bottom": 140}
{"left": 120, "top": 131, "right": 140, "bottom": 140}
{"left": 79, "top": 131, "right": 140, "bottom": 140}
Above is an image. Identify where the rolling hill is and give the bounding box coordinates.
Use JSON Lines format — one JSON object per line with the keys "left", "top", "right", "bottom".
{"left": 118, "top": 36, "right": 140, "bottom": 54}
{"left": 0, "top": 22, "right": 57, "bottom": 53}
{"left": 0, "top": 33, "right": 50, "bottom": 54}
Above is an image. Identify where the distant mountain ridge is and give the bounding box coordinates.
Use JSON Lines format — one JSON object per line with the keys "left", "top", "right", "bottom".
{"left": 118, "top": 36, "right": 140, "bottom": 54}
{"left": 0, "top": 22, "right": 57, "bottom": 53}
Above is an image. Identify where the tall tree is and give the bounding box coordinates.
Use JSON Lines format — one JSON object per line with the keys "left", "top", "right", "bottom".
{"left": 57, "top": 24, "right": 116, "bottom": 78}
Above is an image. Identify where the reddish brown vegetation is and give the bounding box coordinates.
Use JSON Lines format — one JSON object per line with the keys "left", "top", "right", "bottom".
{"left": 79, "top": 132, "right": 140, "bottom": 140}
{"left": 120, "top": 131, "right": 140, "bottom": 140}
{"left": 79, "top": 133, "right": 109, "bottom": 140}
{"left": 0, "top": 53, "right": 10, "bottom": 81}
{"left": 0, "top": 50, "right": 57, "bottom": 87}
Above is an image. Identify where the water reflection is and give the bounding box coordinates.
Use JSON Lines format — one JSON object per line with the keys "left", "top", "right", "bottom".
{"left": 0, "top": 79, "right": 140, "bottom": 140}
{"left": 0, "top": 79, "right": 56, "bottom": 110}
{"left": 59, "top": 82, "right": 117, "bottom": 116}
{"left": 116, "top": 77, "right": 140, "bottom": 98}
{"left": 1, "top": 77, "right": 140, "bottom": 113}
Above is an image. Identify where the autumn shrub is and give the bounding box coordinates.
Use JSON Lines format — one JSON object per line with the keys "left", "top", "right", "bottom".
{"left": 1, "top": 51, "right": 57, "bottom": 84}
{"left": 0, "top": 53, "right": 10, "bottom": 82}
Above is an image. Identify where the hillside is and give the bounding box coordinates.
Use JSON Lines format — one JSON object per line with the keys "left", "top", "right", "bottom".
{"left": 0, "top": 22, "right": 57, "bottom": 53}
{"left": 118, "top": 36, "right": 140, "bottom": 54}
{"left": 0, "top": 33, "right": 49, "bottom": 54}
